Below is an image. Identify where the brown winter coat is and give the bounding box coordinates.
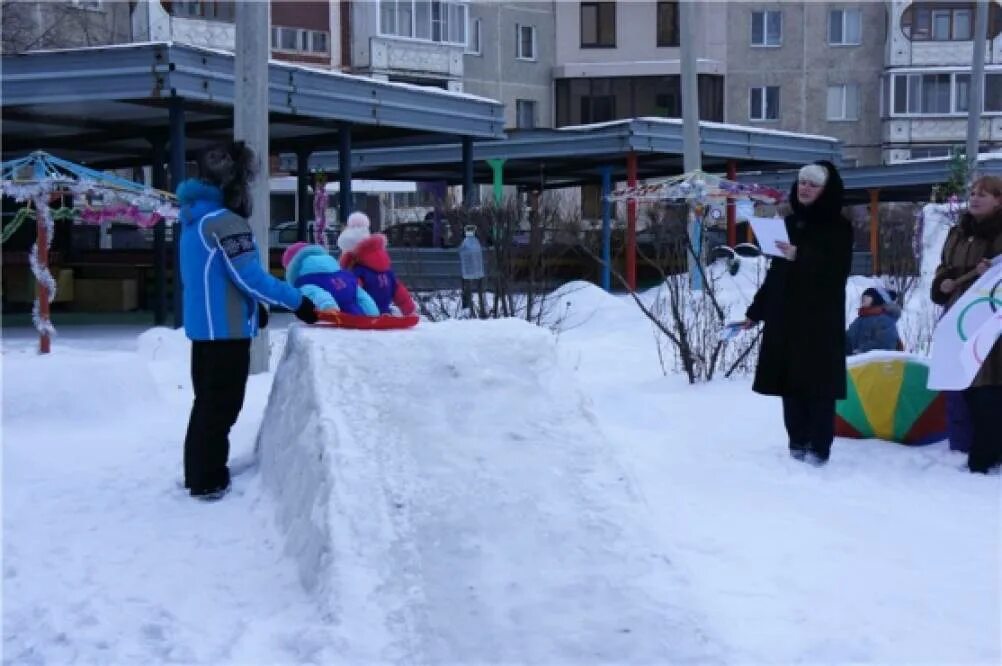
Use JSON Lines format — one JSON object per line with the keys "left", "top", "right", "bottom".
{"left": 747, "top": 162, "right": 854, "bottom": 399}
{"left": 930, "top": 210, "right": 1002, "bottom": 387}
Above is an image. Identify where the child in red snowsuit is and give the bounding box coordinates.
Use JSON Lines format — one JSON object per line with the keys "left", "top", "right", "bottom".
{"left": 337, "top": 212, "right": 416, "bottom": 316}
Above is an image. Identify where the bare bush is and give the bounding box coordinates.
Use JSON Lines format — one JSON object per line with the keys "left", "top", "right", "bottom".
{"left": 581, "top": 202, "right": 763, "bottom": 384}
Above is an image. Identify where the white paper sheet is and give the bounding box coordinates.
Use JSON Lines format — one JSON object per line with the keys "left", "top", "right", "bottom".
{"left": 748, "top": 216, "right": 790, "bottom": 258}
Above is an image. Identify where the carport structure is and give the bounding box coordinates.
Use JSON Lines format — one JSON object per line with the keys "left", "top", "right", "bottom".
{"left": 284, "top": 117, "right": 841, "bottom": 290}
{"left": 739, "top": 155, "right": 1002, "bottom": 274}
{"left": 1, "top": 41, "right": 505, "bottom": 324}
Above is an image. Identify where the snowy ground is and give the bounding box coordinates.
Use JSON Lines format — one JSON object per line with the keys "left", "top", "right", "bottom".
{"left": 4, "top": 292, "right": 1000, "bottom": 665}
{"left": 5, "top": 203, "right": 1002, "bottom": 666}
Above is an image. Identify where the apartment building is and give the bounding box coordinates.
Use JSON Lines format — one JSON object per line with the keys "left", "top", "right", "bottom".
{"left": 883, "top": 0, "right": 1002, "bottom": 162}
{"left": 553, "top": 0, "right": 727, "bottom": 126}
{"left": 462, "top": 1, "right": 555, "bottom": 130}
{"left": 1, "top": 0, "right": 132, "bottom": 53}
{"left": 725, "top": 2, "right": 886, "bottom": 166}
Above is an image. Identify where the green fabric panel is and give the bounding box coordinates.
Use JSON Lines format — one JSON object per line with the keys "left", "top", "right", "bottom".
{"left": 836, "top": 371, "right": 874, "bottom": 437}
{"left": 893, "top": 361, "right": 939, "bottom": 441}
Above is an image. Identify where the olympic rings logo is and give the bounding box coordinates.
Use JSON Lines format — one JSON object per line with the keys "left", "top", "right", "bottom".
{"left": 956, "top": 278, "right": 1002, "bottom": 341}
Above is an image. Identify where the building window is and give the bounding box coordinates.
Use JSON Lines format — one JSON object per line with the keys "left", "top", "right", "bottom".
{"left": 516, "top": 100, "right": 537, "bottom": 129}
{"left": 751, "top": 10, "right": 782, "bottom": 46}
{"left": 657, "top": 1, "right": 680, "bottom": 47}
{"left": 900, "top": 2, "right": 1002, "bottom": 41}
{"left": 987, "top": 73, "right": 1002, "bottom": 111}
{"left": 516, "top": 24, "right": 536, "bottom": 60}
{"left": 555, "top": 75, "right": 724, "bottom": 126}
{"left": 828, "top": 8, "right": 862, "bottom": 45}
{"left": 379, "top": 0, "right": 468, "bottom": 46}
{"left": 580, "top": 95, "right": 616, "bottom": 124}
{"left": 827, "top": 84, "right": 860, "bottom": 120}
{"left": 889, "top": 72, "right": 1002, "bottom": 115}
{"left": 70, "top": 0, "right": 103, "bottom": 9}
{"left": 750, "top": 86, "right": 779, "bottom": 121}
{"left": 466, "top": 18, "right": 481, "bottom": 54}
{"left": 910, "top": 147, "right": 953, "bottom": 159}
{"left": 580, "top": 2, "right": 616, "bottom": 48}
{"left": 169, "top": 1, "right": 235, "bottom": 21}
{"left": 271, "top": 27, "right": 330, "bottom": 54}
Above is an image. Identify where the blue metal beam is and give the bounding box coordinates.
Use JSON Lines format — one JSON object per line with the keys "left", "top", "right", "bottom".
{"left": 2, "top": 43, "right": 505, "bottom": 140}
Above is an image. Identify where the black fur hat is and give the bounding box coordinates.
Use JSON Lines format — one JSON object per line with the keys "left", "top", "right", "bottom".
{"left": 196, "top": 141, "right": 257, "bottom": 218}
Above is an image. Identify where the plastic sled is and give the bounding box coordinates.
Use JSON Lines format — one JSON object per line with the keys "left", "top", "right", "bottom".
{"left": 316, "top": 310, "right": 419, "bottom": 330}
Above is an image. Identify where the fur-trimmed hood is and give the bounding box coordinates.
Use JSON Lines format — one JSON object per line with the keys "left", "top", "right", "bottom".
{"left": 789, "top": 160, "right": 846, "bottom": 224}
{"left": 341, "top": 233, "right": 391, "bottom": 272}
{"left": 176, "top": 179, "right": 226, "bottom": 226}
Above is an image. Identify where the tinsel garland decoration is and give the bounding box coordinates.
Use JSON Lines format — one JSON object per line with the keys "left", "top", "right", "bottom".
{"left": 2, "top": 151, "right": 179, "bottom": 345}
{"left": 30, "top": 194, "right": 57, "bottom": 337}
{"left": 313, "top": 171, "right": 328, "bottom": 249}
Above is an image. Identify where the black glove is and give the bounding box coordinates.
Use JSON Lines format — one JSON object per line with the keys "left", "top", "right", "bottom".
{"left": 257, "top": 303, "right": 269, "bottom": 329}
{"left": 294, "top": 297, "right": 318, "bottom": 324}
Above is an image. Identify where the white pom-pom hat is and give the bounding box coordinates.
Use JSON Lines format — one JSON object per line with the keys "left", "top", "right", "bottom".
{"left": 337, "top": 211, "right": 371, "bottom": 253}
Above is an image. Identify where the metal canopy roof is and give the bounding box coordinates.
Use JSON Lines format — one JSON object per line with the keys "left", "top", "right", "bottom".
{"left": 280, "top": 118, "right": 842, "bottom": 188}
{"left": 1, "top": 42, "right": 505, "bottom": 169}
{"left": 737, "top": 155, "right": 1002, "bottom": 204}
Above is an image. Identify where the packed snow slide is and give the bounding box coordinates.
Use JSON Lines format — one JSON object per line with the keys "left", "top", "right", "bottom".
{"left": 256, "top": 319, "right": 717, "bottom": 663}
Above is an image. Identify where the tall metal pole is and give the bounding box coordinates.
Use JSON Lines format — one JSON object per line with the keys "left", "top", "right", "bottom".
{"left": 235, "top": 0, "right": 271, "bottom": 374}
{"left": 967, "top": 0, "right": 989, "bottom": 178}
{"left": 680, "top": 0, "right": 703, "bottom": 291}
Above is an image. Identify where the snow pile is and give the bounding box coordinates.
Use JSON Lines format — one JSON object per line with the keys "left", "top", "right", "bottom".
{"left": 256, "top": 319, "right": 717, "bottom": 663}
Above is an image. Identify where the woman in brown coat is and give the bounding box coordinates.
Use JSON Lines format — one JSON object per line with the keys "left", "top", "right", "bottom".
{"left": 744, "top": 161, "right": 854, "bottom": 466}
{"left": 931, "top": 175, "right": 1002, "bottom": 474}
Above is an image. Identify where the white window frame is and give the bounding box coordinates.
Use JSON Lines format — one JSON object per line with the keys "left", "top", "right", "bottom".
{"left": 751, "top": 10, "right": 782, "bottom": 47}
{"left": 827, "top": 84, "right": 860, "bottom": 121}
{"left": 749, "top": 86, "right": 780, "bottom": 121}
{"left": 889, "top": 71, "right": 1002, "bottom": 117}
{"left": 516, "top": 23, "right": 536, "bottom": 61}
{"left": 271, "top": 27, "right": 330, "bottom": 55}
{"left": 466, "top": 17, "right": 482, "bottom": 55}
{"left": 378, "top": 0, "right": 469, "bottom": 47}
{"left": 828, "top": 8, "right": 862, "bottom": 46}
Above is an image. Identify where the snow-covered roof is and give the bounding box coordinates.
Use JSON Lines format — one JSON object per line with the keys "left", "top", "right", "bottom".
{"left": 10, "top": 40, "right": 501, "bottom": 105}
{"left": 557, "top": 116, "right": 839, "bottom": 144}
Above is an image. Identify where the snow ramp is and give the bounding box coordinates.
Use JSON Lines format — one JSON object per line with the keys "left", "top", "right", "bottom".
{"left": 257, "top": 319, "right": 717, "bottom": 663}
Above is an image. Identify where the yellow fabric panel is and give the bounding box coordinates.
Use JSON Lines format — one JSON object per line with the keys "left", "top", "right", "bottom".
{"left": 851, "top": 360, "right": 904, "bottom": 439}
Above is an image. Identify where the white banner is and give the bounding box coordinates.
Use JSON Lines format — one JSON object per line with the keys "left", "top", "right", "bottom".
{"left": 928, "top": 259, "right": 1002, "bottom": 390}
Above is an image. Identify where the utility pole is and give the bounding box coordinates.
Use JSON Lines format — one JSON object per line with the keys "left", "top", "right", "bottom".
{"left": 235, "top": 0, "right": 271, "bottom": 374}
{"left": 680, "top": 0, "right": 703, "bottom": 290}
{"left": 967, "top": 0, "right": 989, "bottom": 179}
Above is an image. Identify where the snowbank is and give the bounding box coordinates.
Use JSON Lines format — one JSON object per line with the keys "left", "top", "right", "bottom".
{"left": 256, "top": 319, "right": 717, "bottom": 663}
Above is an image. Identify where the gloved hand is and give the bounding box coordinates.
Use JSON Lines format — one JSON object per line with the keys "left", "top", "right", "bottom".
{"left": 294, "top": 296, "right": 318, "bottom": 324}
{"left": 257, "top": 303, "right": 269, "bottom": 329}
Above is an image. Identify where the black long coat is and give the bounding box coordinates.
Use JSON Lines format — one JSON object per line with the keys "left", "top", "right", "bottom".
{"left": 746, "top": 164, "right": 854, "bottom": 399}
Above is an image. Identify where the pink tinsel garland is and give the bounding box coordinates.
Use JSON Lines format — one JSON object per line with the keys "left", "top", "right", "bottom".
{"left": 78, "top": 203, "right": 163, "bottom": 228}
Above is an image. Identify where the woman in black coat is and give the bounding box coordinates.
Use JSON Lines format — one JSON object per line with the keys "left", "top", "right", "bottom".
{"left": 744, "top": 161, "right": 854, "bottom": 465}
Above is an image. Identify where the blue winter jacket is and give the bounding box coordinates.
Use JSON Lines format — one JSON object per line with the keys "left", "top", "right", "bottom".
{"left": 845, "top": 304, "right": 902, "bottom": 355}
{"left": 177, "top": 180, "right": 303, "bottom": 341}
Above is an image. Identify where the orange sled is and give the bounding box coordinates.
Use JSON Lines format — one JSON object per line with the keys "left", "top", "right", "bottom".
{"left": 316, "top": 310, "right": 420, "bottom": 330}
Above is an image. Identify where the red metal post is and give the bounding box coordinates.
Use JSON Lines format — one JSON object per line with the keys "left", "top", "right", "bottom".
{"left": 626, "top": 151, "right": 638, "bottom": 291}
{"left": 726, "top": 159, "right": 737, "bottom": 248}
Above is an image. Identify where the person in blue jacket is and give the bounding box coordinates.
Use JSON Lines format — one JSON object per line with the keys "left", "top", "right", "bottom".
{"left": 845, "top": 286, "right": 902, "bottom": 355}
{"left": 177, "top": 141, "right": 317, "bottom": 500}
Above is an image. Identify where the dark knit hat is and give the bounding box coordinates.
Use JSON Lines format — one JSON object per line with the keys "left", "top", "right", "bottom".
{"left": 863, "top": 286, "right": 897, "bottom": 307}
